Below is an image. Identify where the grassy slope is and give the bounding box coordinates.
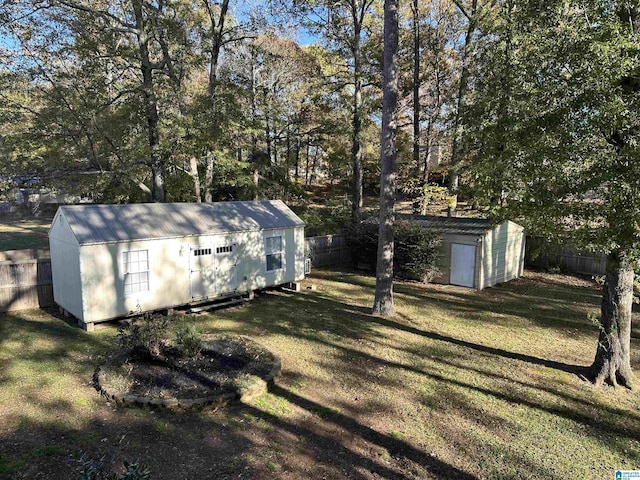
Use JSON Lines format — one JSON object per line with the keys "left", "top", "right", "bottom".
{"left": 0, "top": 270, "right": 639, "bottom": 479}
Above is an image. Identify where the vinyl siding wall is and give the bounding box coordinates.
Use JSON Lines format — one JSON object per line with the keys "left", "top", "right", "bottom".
{"left": 49, "top": 211, "right": 84, "bottom": 320}
{"left": 480, "top": 221, "right": 525, "bottom": 289}
{"left": 73, "top": 227, "right": 303, "bottom": 324}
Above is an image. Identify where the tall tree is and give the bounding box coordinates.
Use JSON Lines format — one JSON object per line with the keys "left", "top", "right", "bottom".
{"left": 467, "top": 0, "right": 640, "bottom": 388}
{"left": 1, "top": 0, "right": 201, "bottom": 202}
{"left": 372, "top": 0, "right": 399, "bottom": 315}
{"left": 290, "top": 0, "right": 378, "bottom": 223}
{"left": 448, "top": 0, "right": 494, "bottom": 215}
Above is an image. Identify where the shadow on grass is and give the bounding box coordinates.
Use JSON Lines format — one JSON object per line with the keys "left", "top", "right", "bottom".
{"left": 260, "top": 384, "right": 480, "bottom": 480}
{"left": 370, "top": 312, "right": 589, "bottom": 377}
{"left": 320, "top": 269, "right": 603, "bottom": 334}
{"left": 251, "top": 289, "right": 588, "bottom": 378}
{"left": 225, "top": 288, "right": 640, "bottom": 448}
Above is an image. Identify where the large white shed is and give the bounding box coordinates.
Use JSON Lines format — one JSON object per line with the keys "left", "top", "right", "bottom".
{"left": 49, "top": 200, "right": 305, "bottom": 330}
{"left": 404, "top": 215, "right": 525, "bottom": 290}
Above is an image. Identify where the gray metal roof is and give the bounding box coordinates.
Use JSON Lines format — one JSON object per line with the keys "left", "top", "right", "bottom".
{"left": 397, "top": 214, "right": 493, "bottom": 236}
{"left": 56, "top": 200, "right": 304, "bottom": 245}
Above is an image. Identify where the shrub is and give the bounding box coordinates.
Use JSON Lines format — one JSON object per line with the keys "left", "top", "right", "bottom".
{"left": 346, "top": 220, "right": 442, "bottom": 282}
{"left": 117, "top": 314, "right": 169, "bottom": 359}
{"left": 173, "top": 321, "right": 203, "bottom": 358}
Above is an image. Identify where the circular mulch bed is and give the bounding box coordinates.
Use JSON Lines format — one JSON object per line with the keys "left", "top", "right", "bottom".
{"left": 94, "top": 334, "right": 281, "bottom": 410}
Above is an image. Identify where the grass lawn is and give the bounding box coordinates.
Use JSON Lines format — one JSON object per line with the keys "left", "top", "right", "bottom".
{"left": 0, "top": 217, "right": 52, "bottom": 251}
{"left": 1, "top": 269, "right": 639, "bottom": 479}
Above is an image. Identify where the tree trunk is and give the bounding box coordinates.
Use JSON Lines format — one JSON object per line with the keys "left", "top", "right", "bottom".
{"left": 189, "top": 156, "right": 201, "bottom": 202}
{"left": 204, "top": 151, "right": 214, "bottom": 202}
{"left": 373, "top": 0, "right": 399, "bottom": 316}
{"left": 305, "top": 136, "right": 311, "bottom": 186}
{"left": 207, "top": 0, "right": 230, "bottom": 99}
{"left": 590, "top": 250, "right": 634, "bottom": 389}
{"left": 311, "top": 146, "right": 318, "bottom": 185}
{"left": 411, "top": 0, "right": 420, "bottom": 174}
{"left": 133, "top": 0, "right": 165, "bottom": 202}
{"left": 266, "top": 101, "right": 272, "bottom": 165}
{"left": 250, "top": 52, "right": 258, "bottom": 160}
{"left": 351, "top": 21, "right": 364, "bottom": 224}
{"left": 448, "top": 0, "right": 478, "bottom": 214}
{"left": 294, "top": 137, "right": 300, "bottom": 180}
{"left": 253, "top": 170, "right": 259, "bottom": 200}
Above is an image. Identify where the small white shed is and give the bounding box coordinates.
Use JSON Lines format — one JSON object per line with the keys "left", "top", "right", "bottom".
{"left": 405, "top": 215, "right": 525, "bottom": 290}
{"left": 49, "top": 200, "right": 305, "bottom": 330}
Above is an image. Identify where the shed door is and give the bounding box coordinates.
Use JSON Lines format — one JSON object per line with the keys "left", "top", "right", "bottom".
{"left": 190, "top": 247, "right": 215, "bottom": 300}
{"left": 214, "top": 244, "right": 238, "bottom": 294}
{"left": 450, "top": 243, "right": 476, "bottom": 288}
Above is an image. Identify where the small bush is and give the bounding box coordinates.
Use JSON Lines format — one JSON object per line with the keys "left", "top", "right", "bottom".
{"left": 346, "top": 220, "right": 442, "bottom": 282}
{"left": 117, "top": 314, "right": 169, "bottom": 359}
{"left": 173, "top": 321, "right": 203, "bottom": 358}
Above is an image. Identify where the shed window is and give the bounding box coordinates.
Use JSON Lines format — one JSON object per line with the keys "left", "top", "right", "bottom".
{"left": 265, "top": 235, "right": 283, "bottom": 271}
{"left": 123, "top": 250, "right": 149, "bottom": 295}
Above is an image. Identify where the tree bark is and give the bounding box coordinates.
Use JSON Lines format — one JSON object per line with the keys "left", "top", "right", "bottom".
{"left": 351, "top": 12, "right": 364, "bottom": 224}
{"left": 590, "top": 250, "right": 634, "bottom": 389}
{"left": 311, "top": 145, "right": 318, "bottom": 185}
{"left": 448, "top": 0, "right": 478, "bottom": 214}
{"left": 305, "top": 136, "right": 311, "bottom": 186}
{"left": 372, "top": 0, "right": 399, "bottom": 316}
{"left": 411, "top": 0, "right": 421, "bottom": 174}
{"left": 206, "top": 0, "right": 230, "bottom": 99}
{"left": 189, "top": 157, "right": 201, "bottom": 202}
{"left": 204, "top": 151, "right": 214, "bottom": 202}
{"left": 133, "top": 0, "right": 165, "bottom": 202}
{"left": 294, "top": 137, "right": 300, "bottom": 180}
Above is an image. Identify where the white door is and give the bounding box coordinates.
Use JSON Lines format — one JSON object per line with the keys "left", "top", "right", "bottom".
{"left": 190, "top": 247, "right": 215, "bottom": 300}
{"left": 214, "top": 244, "right": 238, "bottom": 294}
{"left": 450, "top": 243, "right": 476, "bottom": 288}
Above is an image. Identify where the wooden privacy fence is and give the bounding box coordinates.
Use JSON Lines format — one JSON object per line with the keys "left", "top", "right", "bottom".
{"left": 305, "top": 234, "right": 351, "bottom": 268}
{"left": 0, "top": 249, "right": 54, "bottom": 312}
{"left": 525, "top": 236, "right": 607, "bottom": 276}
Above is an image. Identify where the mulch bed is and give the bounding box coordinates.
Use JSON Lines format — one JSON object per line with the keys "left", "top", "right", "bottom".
{"left": 96, "top": 334, "right": 280, "bottom": 407}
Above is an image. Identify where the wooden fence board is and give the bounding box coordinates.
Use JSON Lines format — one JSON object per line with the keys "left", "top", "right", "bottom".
{"left": 305, "top": 234, "right": 351, "bottom": 268}
{"left": 525, "top": 236, "right": 607, "bottom": 276}
{"left": 0, "top": 249, "right": 54, "bottom": 311}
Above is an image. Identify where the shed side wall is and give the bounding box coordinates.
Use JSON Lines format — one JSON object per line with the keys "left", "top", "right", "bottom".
{"left": 80, "top": 238, "right": 189, "bottom": 323}
{"left": 482, "top": 221, "right": 525, "bottom": 289}
{"left": 80, "top": 227, "right": 303, "bottom": 323}
{"left": 294, "top": 227, "right": 305, "bottom": 281}
{"left": 49, "top": 212, "right": 84, "bottom": 320}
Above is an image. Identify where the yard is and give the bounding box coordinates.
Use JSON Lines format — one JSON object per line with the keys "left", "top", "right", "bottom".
{"left": 0, "top": 217, "right": 52, "bottom": 251}
{"left": 1, "top": 269, "right": 639, "bottom": 479}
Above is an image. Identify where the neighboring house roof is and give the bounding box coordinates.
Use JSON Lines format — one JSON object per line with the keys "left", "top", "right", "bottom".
{"left": 55, "top": 200, "right": 304, "bottom": 245}
{"left": 397, "top": 214, "right": 494, "bottom": 236}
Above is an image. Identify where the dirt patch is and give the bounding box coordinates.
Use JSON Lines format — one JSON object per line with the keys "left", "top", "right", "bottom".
{"left": 97, "top": 334, "right": 280, "bottom": 407}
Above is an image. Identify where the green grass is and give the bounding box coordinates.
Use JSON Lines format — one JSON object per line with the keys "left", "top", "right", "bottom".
{"left": 0, "top": 217, "right": 52, "bottom": 251}
{"left": 1, "top": 270, "right": 639, "bottom": 479}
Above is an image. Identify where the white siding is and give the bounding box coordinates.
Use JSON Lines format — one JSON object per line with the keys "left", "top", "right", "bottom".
{"left": 49, "top": 211, "right": 84, "bottom": 320}
{"left": 480, "top": 220, "right": 525, "bottom": 289}
{"left": 77, "top": 227, "right": 303, "bottom": 324}
{"left": 293, "top": 227, "right": 305, "bottom": 281}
